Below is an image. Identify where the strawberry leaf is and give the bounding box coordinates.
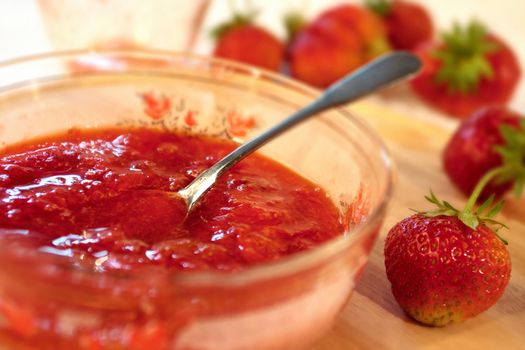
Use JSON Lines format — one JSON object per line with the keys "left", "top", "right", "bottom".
{"left": 421, "top": 209, "right": 450, "bottom": 217}
{"left": 483, "top": 218, "right": 509, "bottom": 231}
{"left": 514, "top": 178, "right": 525, "bottom": 197}
{"left": 494, "top": 231, "right": 509, "bottom": 245}
{"left": 476, "top": 194, "right": 494, "bottom": 215}
{"left": 487, "top": 201, "right": 504, "bottom": 218}
{"left": 421, "top": 190, "right": 461, "bottom": 217}
{"left": 442, "top": 201, "right": 456, "bottom": 210}
{"left": 458, "top": 211, "right": 479, "bottom": 230}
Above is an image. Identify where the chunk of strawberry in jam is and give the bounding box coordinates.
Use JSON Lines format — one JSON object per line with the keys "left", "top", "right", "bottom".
{"left": 94, "top": 191, "right": 188, "bottom": 244}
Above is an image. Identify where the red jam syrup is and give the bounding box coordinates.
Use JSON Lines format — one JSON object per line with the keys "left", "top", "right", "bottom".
{"left": 0, "top": 128, "right": 343, "bottom": 272}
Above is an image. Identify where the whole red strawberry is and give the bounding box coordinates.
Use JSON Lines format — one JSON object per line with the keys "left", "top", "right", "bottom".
{"left": 288, "top": 20, "right": 363, "bottom": 87}
{"left": 316, "top": 4, "right": 390, "bottom": 60}
{"left": 213, "top": 15, "right": 284, "bottom": 71}
{"left": 411, "top": 21, "right": 521, "bottom": 117}
{"left": 385, "top": 191, "right": 511, "bottom": 326}
{"left": 366, "top": 0, "right": 434, "bottom": 50}
{"left": 443, "top": 106, "right": 525, "bottom": 200}
{"left": 288, "top": 4, "right": 390, "bottom": 87}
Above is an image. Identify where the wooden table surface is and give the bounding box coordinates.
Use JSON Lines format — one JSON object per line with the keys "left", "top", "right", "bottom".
{"left": 311, "top": 101, "right": 525, "bottom": 350}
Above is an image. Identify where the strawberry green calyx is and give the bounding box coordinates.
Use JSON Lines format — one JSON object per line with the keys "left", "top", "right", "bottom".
{"left": 365, "top": 0, "right": 391, "bottom": 16}
{"left": 284, "top": 12, "right": 306, "bottom": 43}
{"left": 416, "top": 190, "right": 507, "bottom": 243}
{"left": 463, "top": 118, "right": 525, "bottom": 208}
{"left": 211, "top": 12, "right": 257, "bottom": 40}
{"left": 494, "top": 119, "right": 525, "bottom": 197}
{"left": 432, "top": 21, "right": 499, "bottom": 94}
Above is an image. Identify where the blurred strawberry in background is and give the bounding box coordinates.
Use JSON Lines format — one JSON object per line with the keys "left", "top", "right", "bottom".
{"left": 365, "top": 0, "right": 433, "bottom": 50}
{"left": 411, "top": 20, "right": 521, "bottom": 117}
{"left": 316, "top": 4, "right": 390, "bottom": 60}
{"left": 213, "top": 13, "right": 284, "bottom": 71}
{"left": 207, "top": 0, "right": 523, "bottom": 121}
{"left": 288, "top": 4, "right": 390, "bottom": 87}
{"left": 443, "top": 106, "right": 525, "bottom": 200}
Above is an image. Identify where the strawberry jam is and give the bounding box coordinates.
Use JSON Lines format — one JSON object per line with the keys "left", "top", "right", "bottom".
{"left": 0, "top": 128, "right": 343, "bottom": 272}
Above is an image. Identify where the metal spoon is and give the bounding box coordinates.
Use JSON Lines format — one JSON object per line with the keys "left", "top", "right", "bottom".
{"left": 177, "top": 52, "right": 422, "bottom": 213}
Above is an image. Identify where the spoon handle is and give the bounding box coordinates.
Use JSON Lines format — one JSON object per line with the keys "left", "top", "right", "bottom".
{"left": 179, "top": 52, "right": 422, "bottom": 211}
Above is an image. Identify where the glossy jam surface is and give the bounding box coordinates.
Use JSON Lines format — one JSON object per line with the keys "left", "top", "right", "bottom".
{"left": 0, "top": 128, "right": 343, "bottom": 271}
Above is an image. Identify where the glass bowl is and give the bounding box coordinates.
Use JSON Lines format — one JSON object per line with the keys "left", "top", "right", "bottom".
{"left": 0, "top": 50, "right": 393, "bottom": 350}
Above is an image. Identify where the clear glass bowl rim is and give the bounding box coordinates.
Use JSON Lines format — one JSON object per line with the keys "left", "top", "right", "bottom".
{"left": 0, "top": 49, "right": 394, "bottom": 285}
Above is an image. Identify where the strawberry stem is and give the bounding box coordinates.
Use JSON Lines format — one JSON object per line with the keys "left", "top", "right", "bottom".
{"left": 463, "top": 167, "right": 507, "bottom": 213}
{"left": 454, "top": 166, "right": 509, "bottom": 243}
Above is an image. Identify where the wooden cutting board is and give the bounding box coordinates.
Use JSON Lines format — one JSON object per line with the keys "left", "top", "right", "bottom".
{"left": 311, "top": 102, "right": 525, "bottom": 350}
